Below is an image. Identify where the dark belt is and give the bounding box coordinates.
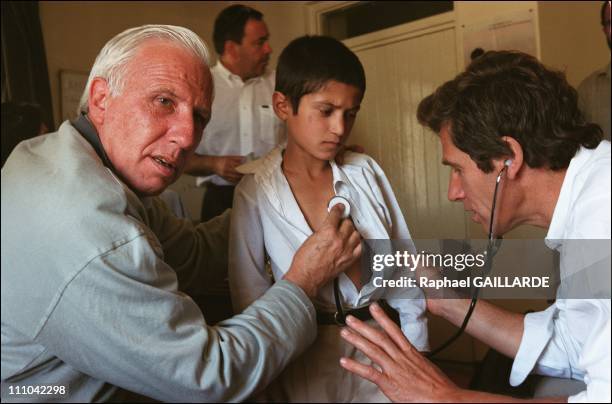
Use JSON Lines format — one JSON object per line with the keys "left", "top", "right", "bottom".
{"left": 316, "top": 299, "right": 400, "bottom": 326}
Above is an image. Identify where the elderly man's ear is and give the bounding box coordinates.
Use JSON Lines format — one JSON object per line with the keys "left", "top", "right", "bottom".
{"left": 88, "top": 77, "right": 110, "bottom": 127}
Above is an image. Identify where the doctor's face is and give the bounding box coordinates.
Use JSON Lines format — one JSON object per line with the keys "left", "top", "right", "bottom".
{"left": 95, "top": 40, "right": 212, "bottom": 196}
{"left": 440, "top": 125, "right": 504, "bottom": 235}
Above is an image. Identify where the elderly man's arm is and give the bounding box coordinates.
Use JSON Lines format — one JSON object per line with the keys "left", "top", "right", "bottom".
{"left": 339, "top": 303, "right": 567, "bottom": 403}
{"left": 35, "top": 203, "right": 360, "bottom": 402}
{"left": 36, "top": 236, "right": 318, "bottom": 402}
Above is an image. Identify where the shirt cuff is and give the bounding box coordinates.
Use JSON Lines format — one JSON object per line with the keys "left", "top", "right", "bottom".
{"left": 510, "top": 305, "right": 557, "bottom": 386}
{"left": 268, "top": 279, "right": 317, "bottom": 331}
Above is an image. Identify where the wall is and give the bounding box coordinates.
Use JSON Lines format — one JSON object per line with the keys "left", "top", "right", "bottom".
{"left": 39, "top": 1, "right": 308, "bottom": 127}
{"left": 455, "top": 1, "right": 608, "bottom": 86}
{"left": 539, "top": 1, "right": 609, "bottom": 87}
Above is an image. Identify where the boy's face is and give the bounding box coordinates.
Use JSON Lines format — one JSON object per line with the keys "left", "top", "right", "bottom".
{"left": 281, "top": 80, "right": 362, "bottom": 161}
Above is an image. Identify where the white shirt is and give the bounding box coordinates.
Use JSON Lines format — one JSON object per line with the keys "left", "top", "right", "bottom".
{"left": 509, "top": 141, "right": 611, "bottom": 402}
{"left": 194, "top": 62, "right": 286, "bottom": 186}
{"left": 229, "top": 147, "right": 429, "bottom": 350}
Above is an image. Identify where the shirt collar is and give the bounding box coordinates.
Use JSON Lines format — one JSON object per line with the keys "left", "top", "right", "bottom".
{"left": 71, "top": 113, "right": 116, "bottom": 171}
{"left": 329, "top": 158, "right": 354, "bottom": 196}
{"left": 214, "top": 60, "right": 262, "bottom": 85}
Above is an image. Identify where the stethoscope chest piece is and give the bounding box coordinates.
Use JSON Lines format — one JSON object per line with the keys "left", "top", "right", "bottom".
{"left": 327, "top": 196, "right": 351, "bottom": 219}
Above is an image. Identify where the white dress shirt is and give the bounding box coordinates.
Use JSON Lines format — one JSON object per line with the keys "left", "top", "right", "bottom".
{"left": 229, "top": 147, "right": 428, "bottom": 349}
{"left": 194, "top": 62, "right": 286, "bottom": 186}
{"left": 509, "top": 141, "right": 611, "bottom": 403}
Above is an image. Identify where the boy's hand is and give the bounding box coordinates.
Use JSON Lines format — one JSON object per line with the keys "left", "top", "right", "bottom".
{"left": 284, "top": 204, "right": 362, "bottom": 298}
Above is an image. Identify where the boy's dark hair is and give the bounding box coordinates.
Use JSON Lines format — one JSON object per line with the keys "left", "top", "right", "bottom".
{"left": 601, "top": 1, "right": 609, "bottom": 26}
{"left": 275, "top": 35, "right": 366, "bottom": 114}
{"left": 417, "top": 50, "right": 602, "bottom": 173}
{"left": 213, "top": 4, "right": 263, "bottom": 55}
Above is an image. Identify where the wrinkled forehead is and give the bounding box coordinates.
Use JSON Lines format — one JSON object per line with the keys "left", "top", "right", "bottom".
{"left": 124, "top": 40, "right": 213, "bottom": 102}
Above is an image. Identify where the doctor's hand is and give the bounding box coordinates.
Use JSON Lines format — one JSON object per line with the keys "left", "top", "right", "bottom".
{"left": 339, "top": 302, "right": 460, "bottom": 403}
{"left": 284, "top": 204, "right": 362, "bottom": 299}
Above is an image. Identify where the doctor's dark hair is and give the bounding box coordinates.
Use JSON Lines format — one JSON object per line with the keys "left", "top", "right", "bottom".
{"left": 213, "top": 4, "right": 263, "bottom": 55}
{"left": 417, "top": 50, "right": 602, "bottom": 173}
{"left": 275, "top": 35, "right": 366, "bottom": 114}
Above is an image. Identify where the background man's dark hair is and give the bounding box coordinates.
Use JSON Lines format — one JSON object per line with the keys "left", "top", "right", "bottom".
{"left": 213, "top": 4, "right": 263, "bottom": 55}
{"left": 417, "top": 50, "right": 602, "bottom": 173}
{"left": 275, "top": 35, "right": 366, "bottom": 114}
{"left": 2, "top": 102, "right": 44, "bottom": 166}
{"left": 601, "top": 1, "right": 609, "bottom": 26}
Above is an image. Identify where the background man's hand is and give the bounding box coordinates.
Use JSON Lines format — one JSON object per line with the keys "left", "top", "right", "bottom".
{"left": 339, "top": 303, "right": 460, "bottom": 403}
{"left": 212, "top": 155, "right": 244, "bottom": 183}
{"left": 284, "top": 204, "right": 362, "bottom": 298}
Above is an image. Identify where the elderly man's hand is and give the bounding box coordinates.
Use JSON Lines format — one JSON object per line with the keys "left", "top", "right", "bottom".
{"left": 284, "top": 204, "right": 362, "bottom": 298}
{"left": 339, "top": 302, "right": 460, "bottom": 403}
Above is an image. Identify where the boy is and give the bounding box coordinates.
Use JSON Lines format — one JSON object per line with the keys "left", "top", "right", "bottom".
{"left": 229, "top": 35, "right": 427, "bottom": 402}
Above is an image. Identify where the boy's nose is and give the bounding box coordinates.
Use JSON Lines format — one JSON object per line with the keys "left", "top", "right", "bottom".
{"left": 330, "top": 116, "right": 345, "bottom": 136}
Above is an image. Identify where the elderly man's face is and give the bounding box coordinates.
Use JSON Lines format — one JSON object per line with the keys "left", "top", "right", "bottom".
{"left": 95, "top": 40, "right": 212, "bottom": 196}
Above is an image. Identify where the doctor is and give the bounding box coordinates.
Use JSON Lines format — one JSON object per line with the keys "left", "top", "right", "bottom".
{"left": 339, "top": 51, "right": 611, "bottom": 402}
{"left": 1, "top": 24, "right": 361, "bottom": 402}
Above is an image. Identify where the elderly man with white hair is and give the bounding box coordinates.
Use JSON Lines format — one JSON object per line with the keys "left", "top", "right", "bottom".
{"left": 1, "top": 25, "right": 361, "bottom": 402}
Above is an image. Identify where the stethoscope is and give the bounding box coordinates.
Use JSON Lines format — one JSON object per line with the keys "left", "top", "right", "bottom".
{"left": 426, "top": 159, "right": 510, "bottom": 357}
{"left": 326, "top": 159, "right": 509, "bottom": 345}
{"left": 327, "top": 196, "right": 353, "bottom": 325}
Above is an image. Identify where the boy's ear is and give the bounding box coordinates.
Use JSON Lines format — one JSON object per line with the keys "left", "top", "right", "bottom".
{"left": 272, "top": 91, "right": 291, "bottom": 121}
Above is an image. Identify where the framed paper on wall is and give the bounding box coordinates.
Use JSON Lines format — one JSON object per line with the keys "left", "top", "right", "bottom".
{"left": 60, "top": 70, "right": 88, "bottom": 121}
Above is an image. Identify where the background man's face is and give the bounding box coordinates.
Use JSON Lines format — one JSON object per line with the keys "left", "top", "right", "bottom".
{"left": 97, "top": 40, "right": 213, "bottom": 196}
{"left": 234, "top": 19, "right": 272, "bottom": 80}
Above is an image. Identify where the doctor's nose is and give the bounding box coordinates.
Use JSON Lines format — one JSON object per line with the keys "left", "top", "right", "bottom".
{"left": 447, "top": 173, "right": 465, "bottom": 202}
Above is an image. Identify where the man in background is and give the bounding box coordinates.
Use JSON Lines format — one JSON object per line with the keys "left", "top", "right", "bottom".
{"left": 184, "top": 4, "right": 284, "bottom": 221}
{"left": 578, "top": 1, "right": 610, "bottom": 140}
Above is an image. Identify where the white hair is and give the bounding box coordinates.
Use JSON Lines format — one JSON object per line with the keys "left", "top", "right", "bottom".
{"left": 78, "top": 24, "right": 210, "bottom": 115}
